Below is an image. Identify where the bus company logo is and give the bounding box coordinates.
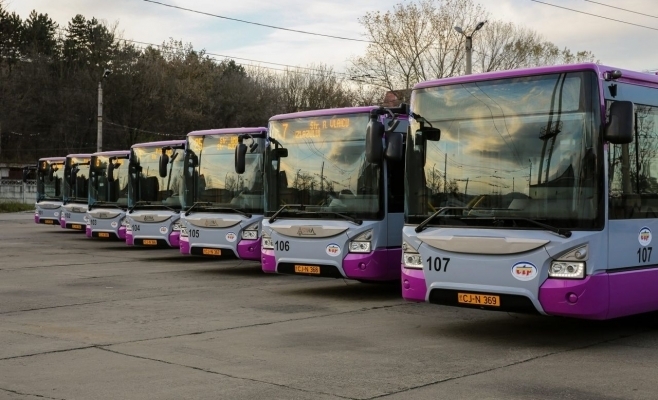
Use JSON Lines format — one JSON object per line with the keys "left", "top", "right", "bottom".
{"left": 226, "top": 232, "right": 237, "bottom": 242}
{"left": 326, "top": 243, "right": 341, "bottom": 257}
{"left": 99, "top": 212, "right": 108, "bottom": 218}
{"left": 111, "top": 221, "right": 118, "bottom": 228}
{"left": 639, "top": 227, "right": 652, "bottom": 247}
{"left": 205, "top": 219, "right": 218, "bottom": 227}
{"left": 54, "top": 212, "right": 59, "bottom": 217}
{"left": 144, "top": 215, "right": 155, "bottom": 222}
{"left": 511, "top": 262, "right": 537, "bottom": 281}
{"left": 159, "top": 226, "right": 168, "bottom": 234}
{"left": 297, "top": 227, "right": 316, "bottom": 236}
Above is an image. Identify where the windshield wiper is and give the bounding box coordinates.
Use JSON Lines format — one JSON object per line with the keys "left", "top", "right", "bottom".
{"left": 415, "top": 207, "right": 471, "bottom": 233}
{"left": 269, "top": 204, "right": 305, "bottom": 224}
{"left": 184, "top": 201, "right": 212, "bottom": 216}
{"left": 305, "top": 211, "right": 362, "bottom": 225}
{"left": 485, "top": 217, "right": 572, "bottom": 238}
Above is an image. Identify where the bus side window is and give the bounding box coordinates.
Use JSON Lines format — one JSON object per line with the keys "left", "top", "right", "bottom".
{"left": 609, "top": 103, "right": 658, "bottom": 219}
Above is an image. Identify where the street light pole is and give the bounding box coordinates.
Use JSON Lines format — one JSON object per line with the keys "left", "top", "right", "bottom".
{"left": 97, "top": 69, "right": 112, "bottom": 152}
{"left": 454, "top": 21, "right": 487, "bottom": 75}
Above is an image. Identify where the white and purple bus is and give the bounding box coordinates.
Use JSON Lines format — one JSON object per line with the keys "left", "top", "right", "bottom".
{"left": 86, "top": 150, "right": 131, "bottom": 240}
{"left": 402, "top": 63, "right": 658, "bottom": 319}
{"left": 35, "top": 157, "right": 65, "bottom": 225}
{"left": 60, "top": 154, "right": 92, "bottom": 231}
{"left": 125, "top": 140, "right": 185, "bottom": 248}
{"left": 256, "top": 106, "right": 407, "bottom": 282}
{"left": 180, "top": 128, "right": 267, "bottom": 260}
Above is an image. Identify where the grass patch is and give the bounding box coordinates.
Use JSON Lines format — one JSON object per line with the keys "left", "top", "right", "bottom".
{"left": 0, "top": 202, "right": 34, "bottom": 213}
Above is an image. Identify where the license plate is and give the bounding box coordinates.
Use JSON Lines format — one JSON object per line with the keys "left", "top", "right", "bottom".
{"left": 72, "top": 224, "right": 82, "bottom": 230}
{"left": 457, "top": 293, "right": 500, "bottom": 307}
{"left": 294, "top": 265, "right": 321, "bottom": 275}
{"left": 202, "top": 248, "right": 222, "bottom": 256}
{"left": 44, "top": 220, "right": 53, "bottom": 224}
{"left": 99, "top": 232, "right": 110, "bottom": 238}
{"left": 143, "top": 239, "right": 158, "bottom": 246}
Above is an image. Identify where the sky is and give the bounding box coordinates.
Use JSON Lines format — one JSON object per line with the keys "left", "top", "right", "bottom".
{"left": 5, "top": 0, "right": 658, "bottom": 75}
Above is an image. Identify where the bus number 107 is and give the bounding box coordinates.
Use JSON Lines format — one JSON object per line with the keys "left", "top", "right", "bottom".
{"left": 637, "top": 247, "right": 653, "bottom": 263}
{"left": 427, "top": 257, "right": 450, "bottom": 272}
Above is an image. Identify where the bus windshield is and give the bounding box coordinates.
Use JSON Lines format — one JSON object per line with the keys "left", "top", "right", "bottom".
{"left": 266, "top": 113, "right": 381, "bottom": 220}
{"left": 185, "top": 134, "right": 264, "bottom": 213}
{"left": 406, "top": 71, "right": 602, "bottom": 230}
{"left": 64, "top": 157, "right": 91, "bottom": 203}
{"left": 129, "top": 146, "right": 184, "bottom": 208}
{"left": 90, "top": 155, "right": 129, "bottom": 207}
{"left": 37, "top": 160, "right": 64, "bottom": 202}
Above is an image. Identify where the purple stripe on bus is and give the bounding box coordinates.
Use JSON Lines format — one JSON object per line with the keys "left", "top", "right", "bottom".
{"left": 59, "top": 216, "right": 66, "bottom": 228}
{"left": 179, "top": 237, "right": 190, "bottom": 255}
{"left": 118, "top": 226, "right": 126, "bottom": 241}
{"left": 414, "top": 63, "right": 658, "bottom": 90}
{"left": 34, "top": 214, "right": 39, "bottom": 224}
{"left": 169, "top": 231, "right": 180, "bottom": 248}
{"left": 607, "top": 268, "right": 658, "bottom": 318}
{"left": 131, "top": 140, "right": 185, "bottom": 149}
{"left": 126, "top": 230, "right": 134, "bottom": 246}
{"left": 187, "top": 127, "right": 267, "bottom": 137}
{"left": 401, "top": 267, "right": 427, "bottom": 302}
{"left": 343, "top": 248, "right": 401, "bottom": 281}
{"left": 237, "top": 238, "right": 262, "bottom": 261}
{"left": 92, "top": 150, "right": 130, "bottom": 156}
{"left": 38, "top": 157, "right": 66, "bottom": 162}
{"left": 86, "top": 225, "right": 91, "bottom": 237}
{"left": 539, "top": 274, "right": 609, "bottom": 319}
{"left": 261, "top": 250, "right": 276, "bottom": 273}
{"left": 269, "top": 106, "right": 380, "bottom": 121}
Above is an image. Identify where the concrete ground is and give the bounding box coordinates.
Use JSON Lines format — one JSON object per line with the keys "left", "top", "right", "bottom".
{"left": 1, "top": 211, "right": 657, "bottom": 400}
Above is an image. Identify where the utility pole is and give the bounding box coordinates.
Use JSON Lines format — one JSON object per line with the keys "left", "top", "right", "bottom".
{"left": 97, "top": 81, "right": 103, "bottom": 152}
{"left": 443, "top": 153, "right": 448, "bottom": 194}
{"left": 454, "top": 21, "right": 487, "bottom": 75}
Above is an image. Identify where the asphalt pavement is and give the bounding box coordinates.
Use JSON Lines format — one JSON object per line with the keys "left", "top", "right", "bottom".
{"left": 1, "top": 211, "right": 657, "bottom": 400}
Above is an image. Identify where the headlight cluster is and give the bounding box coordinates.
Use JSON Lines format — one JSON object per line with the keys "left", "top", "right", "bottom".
{"left": 402, "top": 241, "right": 423, "bottom": 269}
{"left": 348, "top": 229, "right": 372, "bottom": 253}
{"left": 549, "top": 261, "right": 585, "bottom": 279}
{"left": 180, "top": 226, "right": 188, "bottom": 237}
{"left": 262, "top": 232, "right": 273, "bottom": 250}
{"left": 172, "top": 219, "right": 181, "bottom": 231}
{"left": 241, "top": 222, "right": 259, "bottom": 240}
{"left": 120, "top": 217, "right": 128, "bottom": 227}
{"left": 548, "top": 244, "right": 587, "bottom": 279}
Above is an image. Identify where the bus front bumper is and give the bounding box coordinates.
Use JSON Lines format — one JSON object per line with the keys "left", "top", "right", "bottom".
{"left": 401, "top": 266, "right": 427, "bottom": 302}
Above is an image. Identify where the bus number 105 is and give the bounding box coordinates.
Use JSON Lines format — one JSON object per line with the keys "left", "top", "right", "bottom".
{"left": 427, "top": 257, "right": 450, "bottom": 272}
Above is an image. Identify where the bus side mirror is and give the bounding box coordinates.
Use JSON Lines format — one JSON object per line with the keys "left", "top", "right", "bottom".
{"left": 605, "top": 101, "right": 634, "bottom": 144}
{"left": 272, "top": 148, "right": 288, "bottom": 158}
{"left": 416, "top": 127, "right": 441, "bottom": 142}
{"left": 159, "top": 152, "right": 169, "bottom": 178}
{"left": 385, "top": 131, "right": 403, "bottom": 161}
{"left": 235, "top": 142, "right": 248, "bottom": 174}
{"left": 366, "top": 115, "right": 385, "bottom": 164}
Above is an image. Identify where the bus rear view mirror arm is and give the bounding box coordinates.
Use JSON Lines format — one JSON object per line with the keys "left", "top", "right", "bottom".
{"left": 605, "top": 101, "right": 634, "bottom": 144}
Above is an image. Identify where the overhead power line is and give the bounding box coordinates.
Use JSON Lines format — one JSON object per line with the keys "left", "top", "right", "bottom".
{"left": 141, "top": 0, "right": 372, "bottom": 43}
{"left": 529, "top": 0, "right": 658, "bottom": 32}
{"left": 583, "top": 0, "right": 658, "bottom": 19}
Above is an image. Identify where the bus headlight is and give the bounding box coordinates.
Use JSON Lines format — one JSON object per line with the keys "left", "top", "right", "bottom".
{"left": 349, "top": 229, "right": 372, "bottom": 253}
{"left": 172, "top": 219, "right": 181, "bottom": 231}
{"left": 549, "top": 261, "right": 585, "bottom": 279}
{"left": 241, "top": 223, "right": 259, "bottom": 240}
{"left": 262, "top": 232, "right": 273, "bottom": 250}
{"left": 120, "top": 217, "right": 128, "bottom": 227}
{"left": 402, "top": 241, "right": 423, "bottom": 269}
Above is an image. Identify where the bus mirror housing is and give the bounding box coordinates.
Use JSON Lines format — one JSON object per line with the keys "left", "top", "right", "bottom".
{"left": 385, "top": 131, "right": 404, "bottom": 161}
{"left": 235, "top": 142, "right": 248, "bottom": 174}
{"left": 107, "top": 158, "right": 116, "bottom": 182}
{"left": 416, "top": 127, "right": 441, "bottom": 142}
{"left": 605, "top": 101, "right": 634, "bottom": 144}
{"left": 48, "top": 166, "right": 55, "bottom": 182}
{"left": 158, "top": 151, "right": 169, "bottom": 178}
{"left": 366, "top": 114, "right": 385, "bottom": 164}
{"left": 272, "top": 148, "right": 288, "bottom": 158}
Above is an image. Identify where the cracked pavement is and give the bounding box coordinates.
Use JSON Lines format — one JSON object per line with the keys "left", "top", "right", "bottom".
{"left": 1, "top": 212, "right": 658, "bottom": 399}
